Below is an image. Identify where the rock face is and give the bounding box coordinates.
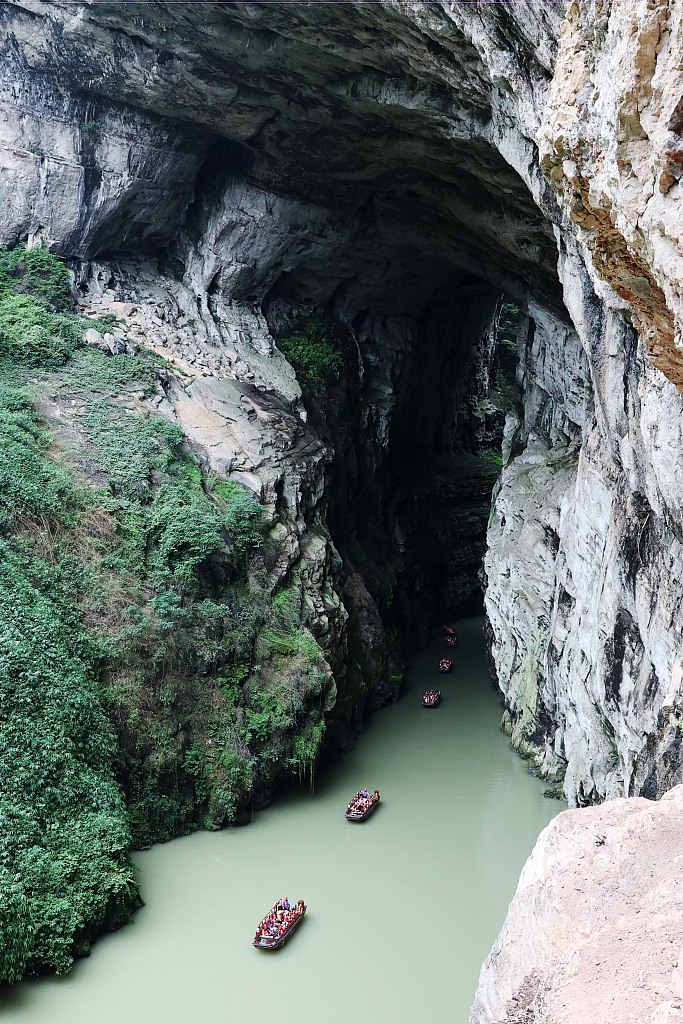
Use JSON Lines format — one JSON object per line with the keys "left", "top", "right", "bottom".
{"left": 470, "top": 784, "right": 683, "bottom": 1024}
{"left": 2, "top": 0, "right": 683, "bottom": 823}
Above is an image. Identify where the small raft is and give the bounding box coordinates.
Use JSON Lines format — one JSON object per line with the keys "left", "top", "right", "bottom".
{"left": 438, "top": 659, "right": 453, "bottom": 673}
{"left": 253, "top": 899, "right": 306, "bottom": 950}
{"left": 445, "top": 635, "right": 457, "bottom": 647}
{"left": 345, "top": 789, "right": 380, "bottom": 822}
{"left": 422, "top": 689, "right": 441, "bottom": 708}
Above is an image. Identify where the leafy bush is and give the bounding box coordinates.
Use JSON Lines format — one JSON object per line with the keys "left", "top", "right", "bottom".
{"left": 0, "top": 380, "right": 75, "bottom": 528}
{"left": 0, "top": 294, "right": 83, "bottom": 368}
{"left": 497, "top": 300, "right": 521, "bottom": 355}
{"left": 81, "top": 400, "right": 183, "bottom": 499}
{"left": 277, "top": 318, "right": 344, "bottom": 394}
{"left": 61, "top": 348, "right": 158, "bottom": 397}
{"left": 289, "top": 719, "right": 326, "bottom": 787}
{"left": 80, "top": 403, "right": 265, "bottom": 589}
{"left": 149, "top": 484, "right": 225, "bottom": 587}
{"left": 0, "top": 245, "right": 72, "bottom": 310}
{"left": 0, "top": 542, "right": 138, "bottom": 982}
{"left": 213, "top": 480, "right": 265, "bottom": 554}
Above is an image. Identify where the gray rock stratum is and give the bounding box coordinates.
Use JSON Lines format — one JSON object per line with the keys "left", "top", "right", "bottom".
{"left": 3, "top": 0, "right": 683, "bottom": 801}
{"left": 4, "top": 0, "right": 683, "bottom": 1001}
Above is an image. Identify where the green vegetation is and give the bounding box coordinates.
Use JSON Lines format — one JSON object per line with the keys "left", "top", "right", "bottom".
{"left": 0, "top": 244, "right": 72, "bottom": 309}
{"left": 81, "top": 120, "right": 102, "bottom": 145}
{"left": 60, "top": 347, "right": 158, "bottom": 397}
{"left": 0, "top": 246, "right": 331, "bottom": 982}
{"left": 0, "top": 370, "right": 139, "bottom": 981}
{"left": 0, "top": 243, "right": 83, "bottom": 369}
{"left": 0, "top": 542, "right": 138, "bottom": 981}
{"left": 497, "top": 300, "right": 521, "bottom": 355}
{"left": 483, "top": 451, "right": 504, "bottom": 468}
{"left": 277, "top": 318, "right": 345, "bottom": 395}
{"left": 594, "top": 704, "right": 620, "bottom": 767}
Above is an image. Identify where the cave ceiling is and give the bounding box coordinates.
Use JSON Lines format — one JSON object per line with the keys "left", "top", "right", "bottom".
{"left": 4, "top": 1, "right": 566, "bottom": 312}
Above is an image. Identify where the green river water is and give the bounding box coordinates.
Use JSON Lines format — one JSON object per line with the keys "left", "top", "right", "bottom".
{"left": 3, "top": 617, "right": 563, "bottom": 1024}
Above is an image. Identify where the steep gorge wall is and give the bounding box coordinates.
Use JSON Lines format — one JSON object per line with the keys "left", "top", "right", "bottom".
{"left": 0, "top": 0, "right": 567, "bottom": 808}
{"left": 3, "top": 0, "right": 683, "bottom": 976}
{"left": 485, "top": 0, "right": 683, "bottom": 807}
{"left": 3, "top": 0, "right": 683, "bottom": 806}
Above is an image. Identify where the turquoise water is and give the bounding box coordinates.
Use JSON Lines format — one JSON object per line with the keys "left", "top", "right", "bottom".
{"left": 2, "top": 618, "right": 562, "bottom": 1024}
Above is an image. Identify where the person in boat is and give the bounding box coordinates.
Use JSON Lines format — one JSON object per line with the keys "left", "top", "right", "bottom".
{"left": 283, "top": 897, "right": 290, "bottom": 911}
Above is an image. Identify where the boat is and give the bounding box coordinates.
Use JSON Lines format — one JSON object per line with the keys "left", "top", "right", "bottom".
{"left": 443, "top": 625, "right": 457, "bottom": 644}
{"left": 422, "top": 689, "right": 441, "bottom": 707}
{"left": 253, "top": 899, "right": 306, "bottom": 950}
{"left": 438, "top": 658, "right": 453, "bottom": 673}
{"left": 445, "top": 635, "right": 457, "bottom": 647}
{"left": 345, "top": 788, "right": 380, "bottom": 822}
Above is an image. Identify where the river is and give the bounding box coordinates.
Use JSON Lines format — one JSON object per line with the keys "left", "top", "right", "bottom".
{"left": 2, "top": 617, "right": 563, "bottom": 1024}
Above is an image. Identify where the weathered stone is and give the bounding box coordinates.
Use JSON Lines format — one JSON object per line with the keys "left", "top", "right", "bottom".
{"left": 470, "top": 785, "right": 683, "bottom": 1024}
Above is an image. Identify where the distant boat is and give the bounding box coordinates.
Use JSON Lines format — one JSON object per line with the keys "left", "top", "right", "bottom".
{"left": 438, "top": 659, "right": 453, "bottom": 673}
{"left": 253, "top": 899, "right": 306, "bottom": 950}
{"left": 443, "top": 625, "right": 457, "bottom": 646}
{"left": 345, "top": 789, "right": 380, "bottom": 822}
{"left": 422, "top": 689, "right": 442, "bottom": 708}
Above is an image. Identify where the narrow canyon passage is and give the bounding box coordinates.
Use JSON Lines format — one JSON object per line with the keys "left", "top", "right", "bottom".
{"left": 2, "top": 619, "right": 562, "bottom": 1024}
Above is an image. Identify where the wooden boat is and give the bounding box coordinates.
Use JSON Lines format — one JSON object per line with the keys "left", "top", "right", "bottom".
{"left": 422, "top": 689, "right": 441, "bottom": 707}
{"left": 253, "top": 900, "right": 306, "bottom": 950}
{"left": 438, "top": 659, "right": 453, "bottom": 673}
{"left": 345, "top": 789, "right": 380, "bottom": 822}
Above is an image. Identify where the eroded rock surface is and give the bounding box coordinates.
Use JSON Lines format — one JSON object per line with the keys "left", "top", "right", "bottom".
{"left": 470, "top": 785, "right": 683, "bottom": 1024}
{"left": 2, "top": 0, "right": 683, "bottom": 841}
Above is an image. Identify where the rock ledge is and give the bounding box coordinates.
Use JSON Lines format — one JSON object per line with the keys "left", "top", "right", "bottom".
{"left": 471, "top": 786, "right": 683, "bottom": 1024}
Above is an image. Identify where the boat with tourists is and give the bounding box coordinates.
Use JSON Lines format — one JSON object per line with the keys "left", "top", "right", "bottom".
{"left": 443, "top": 625, "right": 458, "bottom": 646}
{"left": 422, "top": 689, "right": 441, "bottom": 707}
{"left": 252, "top": 898, "right": 306, "bottom": 950}
{"left": 345, "top": 788, "right": 380, "bottom": 821}
{"left": 438, "top": 658, "right": 453, "bottom": 673}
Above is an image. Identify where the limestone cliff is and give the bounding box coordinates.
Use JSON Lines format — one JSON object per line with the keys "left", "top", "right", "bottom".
{"left": 3, "top": 0, "right": 683, "bottom": 978}
{"left": 2, "top": 0, "right": 683, "bottom": 805}
{"left": 470, "top": 785, "right": 683, "bottom": 1024}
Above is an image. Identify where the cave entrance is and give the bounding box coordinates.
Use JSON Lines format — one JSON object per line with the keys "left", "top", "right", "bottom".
{"left": 262, "top": 262, "right": 522, "bottom": 649}
{"left": 158, "top": 125, "right": 569, "bottom": 661}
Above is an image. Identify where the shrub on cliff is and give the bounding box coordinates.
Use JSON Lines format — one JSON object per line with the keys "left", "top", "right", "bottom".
{"left": 0, "top": 245, "right": 72, "bottom": 310}
{"left": 0, "top": 543, "right": 139, "bottom": 981}
{"left": 0, "top": 387, "right": 140, "bottom": 981}
{"left": 0, "top": 246, "right": 84, "bottom": 368}
{"left": 79, "top": 400, "right": 265, "bottom": 589}
{"left": 277, "top": 318, "right": 344, "bottom": 394}
{"left": 0, "top": 294, "right": 83, "bottom": 368}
